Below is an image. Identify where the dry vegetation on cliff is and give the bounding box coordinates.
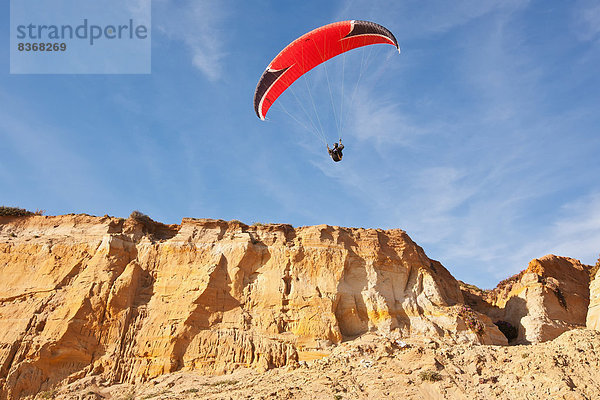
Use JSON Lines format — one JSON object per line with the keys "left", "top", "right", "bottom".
{"left": 0, "top": 207, "right": 43, "bottom": 217}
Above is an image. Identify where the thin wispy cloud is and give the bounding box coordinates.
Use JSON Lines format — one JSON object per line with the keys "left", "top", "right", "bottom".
{"left": 154, "top": 0, "right": 229, "bottom": 81}
{"left": 0, "top": 105, "right": 100, "bottom": 210}
{"left": 547, "top": 193, "right": 600, "bottom": 260}
{"left": 124, "top": 0, "right": 151, "bottom": 23}
{"left": 573, "top": 0, "right": 600, "bottom": 41}
{"left": 2, "top": 1, "right": 597, "bottom": 289}
{"left": 295, "top": 1, "right": 599, "bottom": 287}
{"left": 489, "top": 192, "right": 600, "bottom": 277}
{"left": 336, "top": 0, "right": 530, "bottom": 39}
{"left": 347, "top": 91, "right": 423, "bottom": 149}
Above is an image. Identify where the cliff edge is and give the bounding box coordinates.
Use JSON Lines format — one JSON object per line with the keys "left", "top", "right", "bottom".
{"left": 0, "top": 214, "right": 506, "bottom": 399}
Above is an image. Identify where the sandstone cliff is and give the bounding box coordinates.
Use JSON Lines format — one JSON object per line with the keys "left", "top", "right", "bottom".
{"left": 463, "top": 255, "right": 591, "bottom": 344}
{"left": 588, "top": 259, "right": 600, "bottom": 330}
{"left": 0, "top": 215, "right": 505, "bottom": 399}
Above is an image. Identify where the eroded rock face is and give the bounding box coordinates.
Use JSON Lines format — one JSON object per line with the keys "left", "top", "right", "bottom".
{"left": 588, "top": 262, "right": 600, "bottom": 330}
{"left": 0, "top": 215, "right": 504, "bottom": 399}
{"left": 466, "top": 255, "right": 590, "bottom": 344}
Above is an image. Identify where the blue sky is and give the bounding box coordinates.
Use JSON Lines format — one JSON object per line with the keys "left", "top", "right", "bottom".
{"left": 2, "top": 0, "right": 599, "bottom": 288}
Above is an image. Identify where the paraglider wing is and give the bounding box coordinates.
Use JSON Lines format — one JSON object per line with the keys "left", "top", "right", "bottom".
{"left": 254, "top": 20, "right": 399, "bottom": 120}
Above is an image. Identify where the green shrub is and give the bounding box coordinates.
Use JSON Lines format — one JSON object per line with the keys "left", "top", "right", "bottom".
{"left": 38, "top": 390, "right": 57, "bottom": 399}
{"left": 0, "top": 206, "right": 43, "bottom": 217}
{"left": 214, "top": 379, "right": 238, "bottom": 386}
{"left": 129, "top": 210, "right": 153, "bottom": 224}
{"left": 458, "top": 305, "right": 485, "bottom": 334}
{"left": 419, "top": 370, "right": 442, "bottom": 382}
{"left": 129, "top": 210, "right": 159, "bottom": 234}
{"left": 230, "top": 219, "right": 246, "bottom": 226}
{"left": 202, "top": 379, "right": 238, "bottom": 387}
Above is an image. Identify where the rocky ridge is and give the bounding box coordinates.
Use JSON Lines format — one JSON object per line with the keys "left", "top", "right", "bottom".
{"left": 0, "top": 214, "right": 596, "bottom": 399}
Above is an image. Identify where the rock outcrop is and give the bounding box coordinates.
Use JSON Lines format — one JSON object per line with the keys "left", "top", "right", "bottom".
{"left": 588, "top": 259, "right": 600, "bottom": 330}
{"left": 0, "top": 215, "right": 504, "bottom": 399}
{"left": 464, "top": 255, "right": 591, "bottom": 344}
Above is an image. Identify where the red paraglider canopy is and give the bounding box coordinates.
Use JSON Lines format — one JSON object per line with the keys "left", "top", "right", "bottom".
{"left": 254, "top": 20, "right": 399, "bottom": 120}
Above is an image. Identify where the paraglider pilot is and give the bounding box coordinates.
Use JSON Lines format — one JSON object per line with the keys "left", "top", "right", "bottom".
{"left": 327, "top": 139, "right": 344, "bottom": 162}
